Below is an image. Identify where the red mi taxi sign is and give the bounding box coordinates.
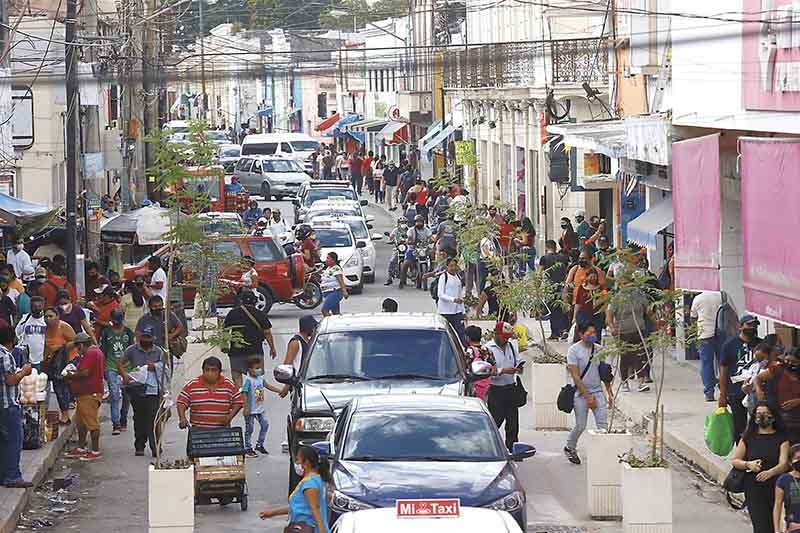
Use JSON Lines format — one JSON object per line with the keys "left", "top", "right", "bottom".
{"left": 396, "top": 498, "right": 461, "bottom": 518}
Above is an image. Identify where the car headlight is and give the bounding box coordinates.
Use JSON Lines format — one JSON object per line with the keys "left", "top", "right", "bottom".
{"left": 344, "top": 254, "right": 360, "bottom": 267}
{"left": 330, "top": 490, "right": 374, "bottom": 513}
{"left": 487, "top": 490, "right": 524, "bottom": 513}
{"left": 294, "top": 417, "right": 335, "bottom": 433}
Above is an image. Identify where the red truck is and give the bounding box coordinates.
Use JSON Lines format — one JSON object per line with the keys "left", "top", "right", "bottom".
{"left": 123, "top": 235, "right": 321, "bottom": 314}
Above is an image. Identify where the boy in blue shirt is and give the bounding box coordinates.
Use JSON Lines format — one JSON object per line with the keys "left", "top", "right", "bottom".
{"left": 242, "top": 355, "right": 282, "bottom": 457}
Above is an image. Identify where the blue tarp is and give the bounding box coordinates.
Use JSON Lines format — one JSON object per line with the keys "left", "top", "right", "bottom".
{"left": 347, "top": 131, "right": 365, "bottom": 144}
{"left": 257, "top": 107, "right": 273, "bottom": 117}
{"left": 0, "top": 193, "right": 58, "bottom": 234}
{"left": 333, "top": 114, "right": 363, "bottom": 138}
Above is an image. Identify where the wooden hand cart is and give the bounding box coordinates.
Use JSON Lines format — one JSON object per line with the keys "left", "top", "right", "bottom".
{"left": 187, "top": 427, "right": 248, "bottom": 511}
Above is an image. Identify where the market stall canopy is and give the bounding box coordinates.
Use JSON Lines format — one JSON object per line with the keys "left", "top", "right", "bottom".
{"left": 315, "top": 113, "right": 341, "bottom": 132}
{"left": 546, "top": 120, "right": 627, "bottom": 159}
{"left": 626, "top": 196, "right": 673, "bottom": 249}
{"left": 417, "top": 120, "right": 443, "bottom": 149}
{"left": 0, "top": 193, "right": 59, "bottom": 235}
{"left": 100, "top": 206, "right": 177, "bottom": 245}
{"left": 421, "top": 124, "right": 459, "bottom": 156}
{"left": 377, "top": 121, "right": 409, "bottom": 145}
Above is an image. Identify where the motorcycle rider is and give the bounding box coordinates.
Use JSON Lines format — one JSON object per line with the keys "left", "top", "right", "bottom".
{"left": 399, "top": 215, "right": 432, "bottom": 289}
{"left": 384, "top": 217, "right": 408, "bottom": 286}
{"left": 252, "top": 217, "right": 270, "bottom": 236}
{"left": 295, "top": 224, "right": 321, "bottom": 268}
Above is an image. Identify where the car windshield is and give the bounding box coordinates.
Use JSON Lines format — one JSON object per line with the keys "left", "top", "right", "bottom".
{"left": 201, "top": 218, "right": 241, "bottom": 235}
{"left": 241, "top": 142, "right": 278, "bottom": 156}
{"left": 264, "top": 159, "right": 302, "bottom": 172}
{"left": 346, "top": 220, "right": 368, "bottom": 239}
{"left": 290, "top": 140, "right": 320, "bottom": 152}
{"left": 248, "top": 239, "right": 285, "bottom": 261}
{"left": 314, "top": 228, "right": 353, "bottom": 248}
{"left": 219, "top": 146, "right": 240, "bottom": 158}
{"left": 342, "top": 411, "right": 505, "bottom": 461}
{"left": 304, "top": 189, "right": 356, "bottom": 206}
{"left": 305, "top": 329, "right": 460, "bottom": 381}
{"left": 205, "top": 131, "right": 229, "bottom": 142}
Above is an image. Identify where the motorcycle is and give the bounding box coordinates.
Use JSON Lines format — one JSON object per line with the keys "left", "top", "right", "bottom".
{"left": 293, "top": 263, "right": 324, "bottom": 310}
{"left": 402, "top": 243, "right": 431, "bottom": 291}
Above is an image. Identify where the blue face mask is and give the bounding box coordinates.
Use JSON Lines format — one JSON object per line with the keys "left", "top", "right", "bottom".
{"left": 252, "top": 368, "right": 264, "bottom": 377}
{"left": 584, "top": 335, "right": 597, "bottom": 345}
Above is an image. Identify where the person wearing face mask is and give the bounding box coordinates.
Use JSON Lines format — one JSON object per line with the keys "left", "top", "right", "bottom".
{"left": 485, "top": 321, "right": 524, "bottom": 452}
{"left": 559, "top": 217, "right": 579, "bottom": 254}
{"left": 564, "top": 321, "right": 614, "bottom": 465}
{"left": 757, "top": 347, "right": 800, "bottom": 445}
{"left": 89, "top": 285, "right": 120, "bottom": 340}
{"left": 774, "top": 443, "right": 800, "bottom": 533}
{"left": 731, "top": 401, "right": 789, "bottom": 533}
{"left": 260, "top": 445, "right": 331, "bottom": 532}
{"left": 135, "top": 295, "right": 184, "bottom": 353}
{"left": 241, "top": 356, "right": 282, "bottom": 457}
{"left": 177, "top": 356, "right": 243, "bottom": 430}
{"left": 6, "top": 238, "right": 32, "bottom": 281}
{"left": 720, "top": 315, "right": 764, "bottom": 443}
{"left": 56, "top": 290, "right": 95, "bottom": 344}
{"left": 564, "top": 250, "right": 606, "bottom": 311}
{"left": 84, "top": 261, "right": 107, "bottom": 302}
{"left": 574, "top": 209, "right": 591, "bottom": 240}
{"left": 119, "top": 326, "right": 167, "bottom": 456}
{"left": 0, "top": 277, "right": 16, "bottom": 326}
{"left": 15, "top": 296, "right": 46, "bottom": 372}
{"left": 99, "top": 309, "right": 134, "bottom": 435}
{"left": 43, "top": 306, "right": 77, "bottom": 425}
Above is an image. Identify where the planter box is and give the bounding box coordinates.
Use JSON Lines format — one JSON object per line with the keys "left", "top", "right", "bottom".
{"left": 148, "top": 464, "right": 195, "bottom": 532}
{"left": 530, "top": 363, "right": 570, "bottom": 430}
{"left": 586, "top": 430, "right": 633, "bottom": 520}
{"left": 621, "top": 462, "right": 672, "bottom": 533}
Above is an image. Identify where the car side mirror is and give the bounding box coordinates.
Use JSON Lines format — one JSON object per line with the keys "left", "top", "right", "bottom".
{"left": 273, "top": 364, "right": 297, "bottom": 385}
{"left": 360, "top": 199, "right": 368, "bottom": 206}
{"left": 355, "top": 241, "right": 367, "bottom": 249}
{"left": 312, "top": 441, "right": 331, "bottom": 458}
{"left": 371, "top": 233, "right": 383, "bottom": 241}
{"left": 366, "top": 224, "right": 373, "bottom": 230}
{"left": 291, "top": 199, "right": 300, "bottom": 206}
{"left": 365, "top": 215, "right": 375, "bottom": 223}
{"left": 510, "top": 442, "right": 536, "bottom": 461}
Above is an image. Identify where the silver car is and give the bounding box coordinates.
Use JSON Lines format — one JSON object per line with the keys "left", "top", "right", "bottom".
{"left": 234, "top": 155, "right": 311, "bottom": 200}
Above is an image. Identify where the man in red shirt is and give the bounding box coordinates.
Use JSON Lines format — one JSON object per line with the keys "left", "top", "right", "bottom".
{"left": 177, "top": 356, "right": 243, "bottom": 429}
{"left": 89, "top": 285, "right": 120, "bottom": 339}
{"left": 362, "top": 150, "right": 375, "bottom": 194}
{"left": 39, "top": 264, "right": 78, "bottom": 306}
{"left": 64, "top": 333, "right": 105, "bottom": 461}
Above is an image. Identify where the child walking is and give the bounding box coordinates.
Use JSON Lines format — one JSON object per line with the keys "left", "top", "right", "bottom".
{"left": 242, "top": 356, "right": 282, "bottom": 457}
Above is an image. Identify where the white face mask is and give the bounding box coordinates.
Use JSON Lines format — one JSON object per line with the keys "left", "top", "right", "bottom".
{"left": 294, "top": 462, "right": 305, "bottom": 477}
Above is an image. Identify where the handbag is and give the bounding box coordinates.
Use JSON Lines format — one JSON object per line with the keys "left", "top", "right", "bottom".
{"left": 169, "top": 334, "right": 188, "bottom": 358}
{"left": 512, "top": 375, "right": 527, "bottom": 408}
{"left": 284, "top": 523, "right": 313, "bottom": 533}
{"left": 557, "top": 360, "right": 592, "bottom": 413}
{"left": 722, "top": 467, "right": 747, "bottom": 510}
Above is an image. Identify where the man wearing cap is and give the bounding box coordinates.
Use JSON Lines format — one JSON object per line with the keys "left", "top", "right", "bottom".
{"left": 99, "top": 309, "right": 134, "bottom": 435}
{"left": 6, "top": 238, "right": 32, "bottom": 281}
{"left": 574, "top": 210, "right": 591, "bottom": 241}
{"left": 223, "top": 290, "right": 277, "bottom": 389}
{"left": 719, "top": 314, "right": 763, "bottom": 442}
{"left": 89, "top": 285, "right": 120, "bottom": 340}
{"left": 119, "top": 326, "right": 167, "bottom": 456}
{"left": 63, "top": 333, "right": 105, "bottom": 461}
{"left": 485, "top": 321, "right": 523, "bottom": 452}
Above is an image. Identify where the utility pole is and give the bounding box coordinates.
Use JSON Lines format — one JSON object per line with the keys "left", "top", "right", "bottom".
{"left": 143, "top": 0, "right": 158, "bottom": 198}
{"left": 65, "top": 0, "right": 79, "bottom": 283}
{"left": 199, "top": 0, "right": 207, "bottom": 120}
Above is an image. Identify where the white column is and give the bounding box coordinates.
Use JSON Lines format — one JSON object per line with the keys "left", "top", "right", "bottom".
{"left": 510, "top": 105, "right": 518, "bottom": 212}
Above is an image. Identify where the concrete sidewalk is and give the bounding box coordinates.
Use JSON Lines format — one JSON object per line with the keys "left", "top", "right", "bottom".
{"left": 0, "top": 413, "right": 74, "bottom": 533}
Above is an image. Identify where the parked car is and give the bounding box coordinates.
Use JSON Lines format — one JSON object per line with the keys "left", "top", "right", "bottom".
{"left": 302, "top": 198, "right": 370, "bottom": 225}
{"left": 310, "top": 223, "right": 364, "bottom": 292}
{"left": 215, "top": 144, "right": 241, "bottom": 174}
{"left": 293, "top": 181, "right": 365, "bottom": 224}
{"left": 123, "top": 235, "right": 307, "bottom": 314}
{"left": 308, "top": 214, "right": 381, "bottom": 283}
{"left": 202, "top": 130, "right": 231, "bottom": 145}
{"left": 314, "top": 395, "right": 535, "bottom": 530}
{"left": 240, "top": 132, "right": 320, "bottom": 173}
{"left": 332, "top": 508, "right": 523, "bottom": 533}
{"left": 272, "top": 313, "right": 492, "bottom": 489}
{"left": 234, "top": 155, "right": 311, "bottom": 200}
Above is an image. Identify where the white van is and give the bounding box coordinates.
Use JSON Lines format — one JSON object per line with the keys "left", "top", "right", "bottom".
{"left": 240, "top": 133, "right": 320, "bottom": 173}
{"left": 162, "top": 120, "right": 190, "bottom": 133}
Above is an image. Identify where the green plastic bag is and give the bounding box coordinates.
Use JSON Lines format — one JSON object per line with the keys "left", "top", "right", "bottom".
{"left": 705, "top": 407, "right": 734, "bottom": 456}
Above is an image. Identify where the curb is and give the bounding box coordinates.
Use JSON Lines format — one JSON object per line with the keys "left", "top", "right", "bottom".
{"left": 0, "top": 418, "right": 75, "bottom": 533}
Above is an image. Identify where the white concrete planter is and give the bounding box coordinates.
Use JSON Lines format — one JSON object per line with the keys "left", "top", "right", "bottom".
{"left": 148, "top": 464, "right": 195, "bottom": 533}
{"left": 530, "top": 363, "right": 570, "bottom": 430}
{"left": 621, "top": 462, "right": 672, "bottom": 533}
{"left": 586, "top": 430, "right": 633, "bottom": 520}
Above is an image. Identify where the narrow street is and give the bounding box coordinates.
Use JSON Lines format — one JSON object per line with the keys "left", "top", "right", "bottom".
{"left": 15, "top": 202, "right": 750, "bottom": 533}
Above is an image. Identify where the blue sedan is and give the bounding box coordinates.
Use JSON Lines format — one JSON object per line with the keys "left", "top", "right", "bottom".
{"left": 312, "top": 395, "right": 536, "bottom": 532}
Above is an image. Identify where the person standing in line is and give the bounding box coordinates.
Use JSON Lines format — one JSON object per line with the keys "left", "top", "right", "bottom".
{"left": 690, "top": 290, "right": 723, "bottom": 401}
{"left": 485, "top": 322, "right": 523, "bottom": 452}
{"left": 43, "top": 306, "right": 76, "bottom": 425}
{"left": 118, "top": 326, "right": 167, "bottom": 457}
{"left": 773, "top": 443, "right": 800, "bottom": 533}
{"left": 538, "top": 240, "right": 569, "bottom": 340}
{"left": 242, "top": 356, "right": 283, "bottom": 457}
{"left": 436, "top": 257, "right": 466, "bottom": 347}
{"left": 319, "top": 252, "right": 349, "bottom": 317}
{"left": 63, "top": 333, "right": 106, "bottom": 461}
{"left": 144, "top": 256, "right": 168, "bottom": 303}
{"left": 720, "top": 314, "right": 763, "bottom": 443}
{"left": 99, "top": 309, "right": 134, "bottom": 435}
{"left": 564, "top": 321, "right": 613, "bottom": 465}
{"left": 15, "top": 296, "right": 46, "bottom": 373}
{"left": 0, "top": 321, "right": 33, "bottom": 488}
{"left": 730, "top": 401, "right": 789, "bottom": 533}
{"left": 756, "top": 347, "right": 800, "bottom": 445}
{"left": 6, "top": 238, "right": 32, "bottom": 281}
{"left": 57, "top": 290, "right": 95, "bottom": 343}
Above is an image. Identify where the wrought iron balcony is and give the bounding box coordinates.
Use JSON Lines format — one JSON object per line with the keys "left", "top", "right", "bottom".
{"left": 443, "top": 37, "right": 608, "bottom": 90}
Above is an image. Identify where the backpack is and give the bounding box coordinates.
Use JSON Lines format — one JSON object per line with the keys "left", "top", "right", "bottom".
{"left": 656, "top": 261, "right": 672, "bottom": 290}
{"left": 714, "top": 292, "right": 739, "bottom": 347}
{"left": 430, "top": 271, "right": 465, "bottom": 302}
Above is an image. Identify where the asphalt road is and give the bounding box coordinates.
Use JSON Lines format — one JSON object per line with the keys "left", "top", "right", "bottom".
{"left": 15, "top": 200, "right": 751, "bottom": 533}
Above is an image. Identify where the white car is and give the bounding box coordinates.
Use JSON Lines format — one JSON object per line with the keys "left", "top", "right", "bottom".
{"left": 308, "top": 215, "right": 382, "bottom": 283}
{"left": 332, "top": 508, "right": 523, "bottom": 533}
{"left": 311, "top": 222, "right": 364, "bottom": 293}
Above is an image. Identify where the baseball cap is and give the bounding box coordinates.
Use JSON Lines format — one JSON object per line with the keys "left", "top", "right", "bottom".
{"left": 74, "top": 332, "right": 92, "bottom": 344}
{"left": 575, "top": 209, "right": 586, "bottom": 218}
{"left": 110, "top": 309, "right": 125, "bottom": 325}
{"left": 739, "top": 314, "right": 760, "bottom": 326}
{"left": 35, "top": 267, "right": 47, "bottom": 279}
{"left": 140, "top": 325, "right": 155, "bottom": 338}
{"left": 299, "top": 315, "right": 318, "bottom": 333}
{"left": 494, "top": 321, "right": 514, "bottom": 339}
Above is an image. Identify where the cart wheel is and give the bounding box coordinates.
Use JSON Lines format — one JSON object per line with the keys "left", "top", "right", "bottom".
{"left": 240, "top": 493, "right": 248, "bottom": 511}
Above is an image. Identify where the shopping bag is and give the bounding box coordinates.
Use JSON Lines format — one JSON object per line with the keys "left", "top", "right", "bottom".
{"left": 704, "top": 407, "right": 734, "bottom": 456}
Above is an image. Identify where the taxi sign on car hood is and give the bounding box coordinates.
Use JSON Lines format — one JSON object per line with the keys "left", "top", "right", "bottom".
{"left": 396, "top": 498, "right": 460, "bottom": 519}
